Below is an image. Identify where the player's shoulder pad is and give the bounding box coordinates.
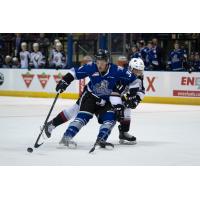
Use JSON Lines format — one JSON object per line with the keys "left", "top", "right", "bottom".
{"left": 78, "top": 62, "right": 96, "bottom": 72}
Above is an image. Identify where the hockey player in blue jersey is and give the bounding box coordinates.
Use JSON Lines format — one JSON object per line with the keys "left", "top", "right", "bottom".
{"left": 139, "top": 40, "right": 148, "bottom": 63}
{"left": 145, "top": 41, "right": 159, "bottom": 70}
{"left": 167, "top": 42, "right": 186, "bottom": 71}
{"left": 44, "top": 49, "right": 137, "bottom": 148}
{"left": 193, "top": 52, "right": 200, "bottom": 72}
{"left": 129, "top": 45, "right": 142, "bottom": 60}
{"left": 44, "top": 55, "right": 138, "bottom": 146}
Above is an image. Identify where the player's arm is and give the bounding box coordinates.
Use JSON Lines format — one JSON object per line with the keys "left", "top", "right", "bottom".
{"left": 122, "top": 78, "right": 145, "bottom": 109}
{"left": 55, "top": 63, "right": 94, "bottom": 93}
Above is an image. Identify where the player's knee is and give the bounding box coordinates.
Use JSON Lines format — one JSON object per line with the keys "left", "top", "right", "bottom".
{"left": 76, "top": 111, "right": 93, "bottom": 125}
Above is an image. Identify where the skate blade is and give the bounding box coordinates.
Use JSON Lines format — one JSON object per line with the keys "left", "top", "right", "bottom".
{"left": 57, "top": 142, "right": 77, "bottom": 149}
{"left": 105, "top": 145, "right": 114, "bottom": 150}
{"left": 56, "top": 145, "right": 77, "bottom": 149}
{"left": 119, "top": 139, "right": 137, "bottom": 145}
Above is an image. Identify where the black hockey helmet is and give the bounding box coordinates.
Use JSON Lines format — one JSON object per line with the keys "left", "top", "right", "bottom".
{"left": 95, "top": 49, "right": 109, "bottom": 62}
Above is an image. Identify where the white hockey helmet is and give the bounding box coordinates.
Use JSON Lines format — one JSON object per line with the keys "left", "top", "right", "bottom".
{"left": 129, "top": 58, "right": 145, "bottom": 71}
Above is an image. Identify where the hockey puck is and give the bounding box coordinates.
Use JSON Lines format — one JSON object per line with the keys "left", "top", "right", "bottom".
{"left": 27, "top": 147, "right": 33, "bottom": 153}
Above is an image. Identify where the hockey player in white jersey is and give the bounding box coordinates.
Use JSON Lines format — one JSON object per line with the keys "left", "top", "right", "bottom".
{"left": 109, "top": 57, "right": 145, "bottom": 144}
{"left": 49, "top": 39, "right": 60, "bottom": 63}
{"left": 29, "top": 43, "right": 45, "bottom": 69}
{"left": 49, "top": 42, "right": 66, "bottom": 69}
{"left": 19, "top": 42, "right": 30, "bottom": 69}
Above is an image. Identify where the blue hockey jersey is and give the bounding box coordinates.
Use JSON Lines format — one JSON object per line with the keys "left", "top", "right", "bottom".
{"left": 130, "top": 51, "right": 142, "bottom": 59}
{"left": 193, "top": 60, "right": 200, "bottom": 72}
{"left": 145, "top": 47, "right": 159, "bottom": 68}
{"left": 168, "top": 49, "right": 184, "bottom": 71}
{"left": 71, "top": 63, "right": 136, "bottom": 100}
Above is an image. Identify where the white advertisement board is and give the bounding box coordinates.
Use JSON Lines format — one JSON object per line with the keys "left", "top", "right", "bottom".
{"left": 143, "top": 71, "right": 200, "bottom": 98}
{"left": 0, "top": 69, "right": 79, "bottom": 94}
{"left": 0, "top": 69, "right": 200, "bottom": 104}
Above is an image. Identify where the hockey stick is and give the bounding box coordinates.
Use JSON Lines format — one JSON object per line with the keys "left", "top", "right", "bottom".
{"left": 27, "top": 92, "right": 60, "bottom": 153}
{"left": 89, "top": 139, "right": 114, "bottom": 153}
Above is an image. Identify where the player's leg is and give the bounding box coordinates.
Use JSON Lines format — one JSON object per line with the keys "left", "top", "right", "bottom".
{"left": 95, "top": 110, "right": 116, "bottom": 147}
{"left": 119, "top": 108, "right": 136, "bottom": 144}
{"left": 44, "top": 103, "right": 79, "bottom": 138}
{"left": 61, "top": 92, "right": 96, "bottom": 147}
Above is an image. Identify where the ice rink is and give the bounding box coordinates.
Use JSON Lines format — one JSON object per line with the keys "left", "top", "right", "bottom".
{"left": 0, "top": 96, "right": 200, "bottom": 166}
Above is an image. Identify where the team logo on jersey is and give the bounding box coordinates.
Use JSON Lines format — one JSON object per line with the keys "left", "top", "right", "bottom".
{"left": 53, "top": 72, "right": 63, "bottom": 84}
{"left": 37, "top": 72, "right": 50, "bottom": 88}
{"left": 34, "top": 54, "right": 40, "bottom": 62}
{"left": 22, "top": 72, "right": 34, "bottom": 88}
{"left": 93, "top": 80, "right": 112, "bottom": 96}
{"left": 0, "top": 73, "right": 4, "bottom": 86}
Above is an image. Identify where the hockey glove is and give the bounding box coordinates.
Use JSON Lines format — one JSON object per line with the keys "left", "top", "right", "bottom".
{"left": 55, "top": 73, "right": 74, "bottom": 93}
{"left": 123, "top": 95, "right": 141, "bottom": 109}
{"left": 113, "top": 104, "right": 124, "bottom": 122}
{"left": 89, "top": 92, "right": 106, "bottom": 106}
{"left": 56, "top": 79, "right": 69, "bottom": 93}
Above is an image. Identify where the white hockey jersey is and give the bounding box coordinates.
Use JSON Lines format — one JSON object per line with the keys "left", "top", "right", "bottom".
{"left": 20, "top": 51, "right": 30, "bottom": 69}
{"left": 30, "top": 51, "right": 45, "bottom": 68}
{"left": 50, "top": 50, "right": 66, "bottom": 69}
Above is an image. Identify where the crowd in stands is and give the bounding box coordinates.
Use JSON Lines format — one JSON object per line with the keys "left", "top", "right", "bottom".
{"left": 0, "top": 33, "right": 67, "bottom": 69}
{"left": 128, "top": 38, "right": 199, "bottom": 72}
{"left": 0, "top": 34, "right": 200, "bottom": 72}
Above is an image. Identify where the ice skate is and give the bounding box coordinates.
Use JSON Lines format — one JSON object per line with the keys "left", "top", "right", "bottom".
{"left": 43, "top": 120, "right": 55, "bottom": 139}
{"left": 61, "top": 136, "right": 77, "bottom": 149}
{"left": 119, "top": 126, "right": 137, "bottom": 145}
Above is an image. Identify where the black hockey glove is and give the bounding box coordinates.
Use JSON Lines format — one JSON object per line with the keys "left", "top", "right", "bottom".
{"left": 113, "top": 104, "right": 124, "bottom": 122}
{"left": 55, "top": 73, "right": 74, "bottom": 93}
{"left": 56, "top": 79, "right": 69, "bottom": 93}
{"left": 123, "top": 94, "right": 141, "bottom": 109}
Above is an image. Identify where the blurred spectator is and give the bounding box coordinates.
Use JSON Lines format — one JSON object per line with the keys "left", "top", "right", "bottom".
{"left": 36, "top": 33, "right": 50, "bottom": 60}
{"left": 20, "top": 42, "right": 30, "bottom": 69}
{"left": 180, "top": 43, "right": 188, "bottom": 58}
{"left": 12, "top": 57, "right": 20, "bottom": 68}
{"left": 14, "top": 33, "right": 25, "bottom": 57}
{"left": 145, "top": 41, "right": 155, "bottom": 70}
{"left": 81, "top": 55, "right": 93, "bottom": 65}
{"left": 193, "top": 52, "right": 200, "bottom": 72}
{"left": 0, "top": 54, "right": 3, "bottom": 68}
{"left": 117, "top": 55, "right": 128, "bottom": 67}
{"left": 138, "top": 40, "right": 148, "bottom": 65}
{"left": 188, "top": 52, "right": 194, "bottom": 65}
{"left": 49, "top": 39, "right": 60, "bottom": 65}
{"left": 129, "top": 45, "right": 142, "bottom": 60}
{"left": 0, "top": 34, "right": 4, "bottom": 52}
{"left": 167, "top": 42, "right": 185, "bottom": 71}
{"left": 152, "top": 38, "right": 163, "bottom": 70}
{"left": 49, "top": 42, "right": 66, "bottom": 69}
{"left": 29, "top": 43, "right": 45, "bottom": 69}
{"left": 3, "top": 55, "right": 12, "bottom": 68}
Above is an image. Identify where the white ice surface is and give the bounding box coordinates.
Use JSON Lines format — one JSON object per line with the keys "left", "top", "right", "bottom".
{"left": 0, "top": 96, "right": 200, "bottom": 166}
